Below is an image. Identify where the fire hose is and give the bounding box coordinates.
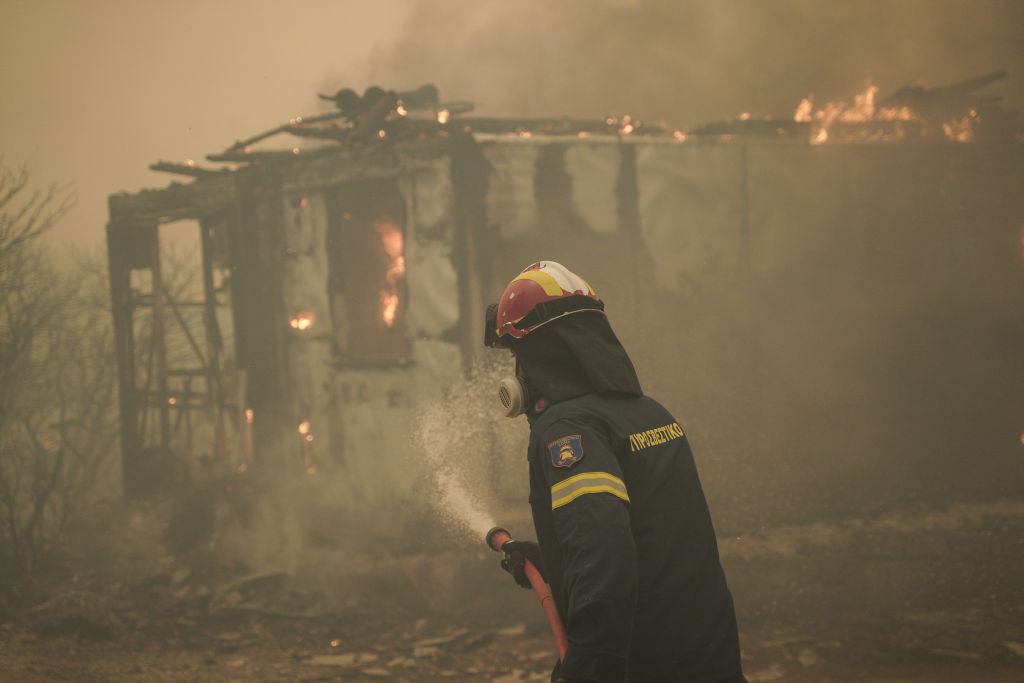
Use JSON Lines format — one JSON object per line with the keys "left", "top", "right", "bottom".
{"left": 486, "top": 526, "right": 568, "bottom": 662}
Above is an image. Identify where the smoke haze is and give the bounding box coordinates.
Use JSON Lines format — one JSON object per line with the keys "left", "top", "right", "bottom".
{"left": 2, "top": 0, "right": 1021, "bottom": 249}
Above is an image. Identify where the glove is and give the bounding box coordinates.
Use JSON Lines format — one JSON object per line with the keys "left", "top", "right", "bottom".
{"left": 500, "top": 540, "right": 545, "bottom": 589}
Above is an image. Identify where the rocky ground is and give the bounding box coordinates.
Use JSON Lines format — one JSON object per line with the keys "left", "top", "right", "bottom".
{"left": 1, "top": 500, "right": 1022, "bottom": 682}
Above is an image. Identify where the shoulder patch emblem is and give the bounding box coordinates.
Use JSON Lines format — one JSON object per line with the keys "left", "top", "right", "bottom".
{"left": 548, "top": 434, "right": 584, "bottom": 469}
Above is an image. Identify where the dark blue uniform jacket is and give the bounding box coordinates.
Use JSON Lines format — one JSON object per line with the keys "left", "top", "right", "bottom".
{"left": 527, "top": 392, "right": 744, "bottom": 682}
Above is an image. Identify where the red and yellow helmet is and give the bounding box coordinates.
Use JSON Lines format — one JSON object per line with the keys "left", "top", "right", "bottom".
{"left": 486, "top": 261, "right": 604, "bottom": 347}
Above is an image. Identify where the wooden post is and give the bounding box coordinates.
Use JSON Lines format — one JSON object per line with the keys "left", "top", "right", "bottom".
{"left": 150, "top": 224, "right": 172, "bottom": 450}
{"left": 106, "top": 220, "right": 141, "bottom": 499}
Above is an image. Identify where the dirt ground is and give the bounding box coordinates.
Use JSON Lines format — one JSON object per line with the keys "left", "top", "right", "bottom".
{"left": 2, "top": 500, "right": 1022, "bottom": 682}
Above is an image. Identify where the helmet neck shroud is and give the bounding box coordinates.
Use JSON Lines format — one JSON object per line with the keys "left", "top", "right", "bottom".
{"left": 510, "top": 310, "right": 643, "bottom": 405}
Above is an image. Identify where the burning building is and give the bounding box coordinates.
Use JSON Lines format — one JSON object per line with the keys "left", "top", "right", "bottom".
{"left": 107, "top": 78, "right": 1024, "bottom": 529}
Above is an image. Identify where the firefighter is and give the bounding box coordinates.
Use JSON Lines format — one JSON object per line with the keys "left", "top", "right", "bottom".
{"left": 486, "top": 261, "right": 747, "bottom": 683}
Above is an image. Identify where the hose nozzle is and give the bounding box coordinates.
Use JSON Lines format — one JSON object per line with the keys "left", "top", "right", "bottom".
{"left": 485, "top": 526, "right": 512, "bottom": 552}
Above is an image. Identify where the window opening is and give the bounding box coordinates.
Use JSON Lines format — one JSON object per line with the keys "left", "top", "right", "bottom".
{"left": 326, "top": 178, "right": 408, "bottom": 360}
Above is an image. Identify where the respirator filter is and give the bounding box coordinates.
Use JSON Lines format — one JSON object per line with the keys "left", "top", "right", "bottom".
{"left": 497, "top": 376, "right": 529, "bottom": 418}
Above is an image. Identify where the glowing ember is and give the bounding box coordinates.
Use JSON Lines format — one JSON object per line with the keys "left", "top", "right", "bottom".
{"left": 298, "top": 420, "right": 311, "bottom": 435}
{"left": 300, "top": 196, "right": 308, "bottom": 207}
{"left": 292, "top": 147, "right": 300, "bottom": 155}
{"left": 673, "top": 130, "right": 688, "bottom": 142}
{"left": 437, "top": 109, "right": 450, "bottom": 124}
{"left": 306, "top": 466, "right": 318, "bottom": 475}
{"left": 186, "top": 159, "right": 196, "bottom": 167}
{"left": 289, "top": 310, "right": 315, "bottom": 330}
{"left": 245, "top": 408, "right": 254, "bottom": 424}
{"left": 167, "top": 397, "right": 177, "bottom": 405}
{"left": 377, "top": 129, "right": 387, "bottom": 138}
{"left": 330, "top": 639, "right": 341, "bottom": 648}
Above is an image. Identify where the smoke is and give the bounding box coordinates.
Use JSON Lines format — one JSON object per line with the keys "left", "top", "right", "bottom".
{"left": 357, "top": 0, "right": 1024, "bottom": 127}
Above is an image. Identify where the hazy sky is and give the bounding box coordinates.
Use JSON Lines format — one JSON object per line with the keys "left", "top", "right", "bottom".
{"left": 2, "top": 0, "right": 1021, "bottom": 250}
{"left": 1, "top": 0, "right": 407, "bottom": 249}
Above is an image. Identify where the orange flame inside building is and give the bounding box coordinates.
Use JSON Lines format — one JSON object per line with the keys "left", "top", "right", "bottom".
{"left": 376, "top": 220, "right": 405, "bottom": 327}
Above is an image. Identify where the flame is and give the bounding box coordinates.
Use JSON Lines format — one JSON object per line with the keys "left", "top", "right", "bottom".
{"left": 794, "top": 98, "right": 814, "bottom": 122}
{"left": 839, "top": 85, "right": 878, "bottom": 122}
{"left": 168, "top": 397, "right": 177, "bottom": 405}
{"left": 437, "top": 109, "right": 450, "bottom": 124}
{"left": 396, "top": 102, "right": 408, "bottom": 116}
{"left": 376, "top": 220, "right": 405, "bottom": 328}
{"left": 380, "top": 291, "right": 399, "bottom": 326}
{"left": 793, "top": 84, "right": 929, "bottom": 144}
{"left": 942, "top": 111, "right": 978, "bottom": 142}
{"left": 377, "top": 129, "right": 387, "bottom": 138}
{"left": 298, "top": 420, "right": 311, "bottom": 435}
{"left": 292, "top": 147, "right": 300, "bottom": 155}
{"left": 245, "top": 408, "right": 254, "bottom": 424}
{"left": 673, "top": 130, "right": 688, "bottom": 142}
{"left": 289, "top": 310, "right": 315, "bottom": 330}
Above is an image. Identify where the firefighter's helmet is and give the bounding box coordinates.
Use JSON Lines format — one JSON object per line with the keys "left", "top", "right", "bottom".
{"left": 485, "top": 261, "right": 604, "bottom": 348}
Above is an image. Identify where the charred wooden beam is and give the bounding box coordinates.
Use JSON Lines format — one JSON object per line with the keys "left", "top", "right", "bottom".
{"left": 108, "top": 175, "right": 238, "bottom": 228}
{"left": 689, "top": 118, "right": 809, "bottom": 138}
{"left": 223, "top": 110, "right": 351, "bottom": 153}
{"left": 880, "top": 70, "right": 1008, "bottom": 117}
{"left": 149, "top": 160, "right": 222, "bottom": 177}
{"left": 206, "top": 145, "right": 343, "bottom": 163}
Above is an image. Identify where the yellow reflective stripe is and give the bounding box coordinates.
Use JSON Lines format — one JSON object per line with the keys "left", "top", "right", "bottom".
{"left": 514, "top": 270, "right": 564, "bottom": 297}
{"left": 551, "top": 471, "right": 629, "bottom": 510}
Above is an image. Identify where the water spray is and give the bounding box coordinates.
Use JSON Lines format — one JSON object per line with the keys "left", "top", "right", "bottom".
{"left": 486, "top": 526, "right": 568, "bottom": 661}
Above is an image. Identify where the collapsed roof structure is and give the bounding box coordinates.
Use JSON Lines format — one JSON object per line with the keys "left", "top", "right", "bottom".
{"left": 107, "top": 76, "right": 1023, "bottom": 529}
